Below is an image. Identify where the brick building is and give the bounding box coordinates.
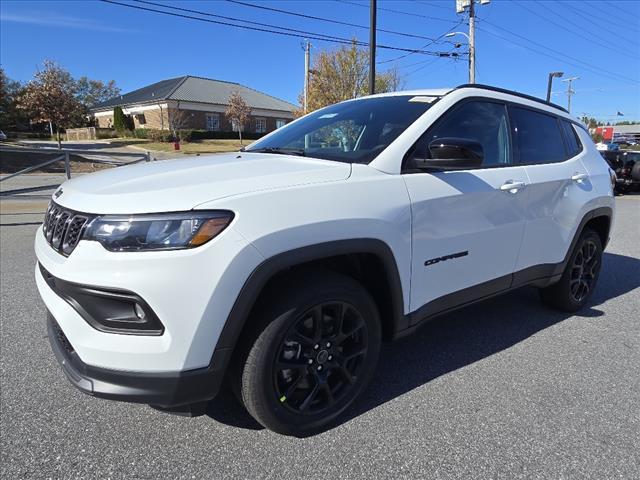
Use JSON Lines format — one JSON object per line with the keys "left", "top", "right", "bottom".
{"left": 91, "top": 76, "right": 296, "bottom": 134}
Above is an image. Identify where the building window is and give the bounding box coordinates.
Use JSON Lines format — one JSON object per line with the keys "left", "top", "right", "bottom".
{"left": 135, "top": 114, "right": 146, "bottom": 125}
{"left": 206, "top": 113, "right": 220, "bottom": 131}
{"left": 255, "top": 117, "right": 267, "bottom": 133}
{"left": 276, "top": 119, "right": 287, "bottom": 129}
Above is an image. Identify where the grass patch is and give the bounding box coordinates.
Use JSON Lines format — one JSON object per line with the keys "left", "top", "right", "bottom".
{"left": 140, "top": 139, "right": 245, "bottom": 155}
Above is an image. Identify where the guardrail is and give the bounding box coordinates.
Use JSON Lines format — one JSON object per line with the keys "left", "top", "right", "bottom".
{"left": 0, "top": 146, "right": 153, "bottom": 196}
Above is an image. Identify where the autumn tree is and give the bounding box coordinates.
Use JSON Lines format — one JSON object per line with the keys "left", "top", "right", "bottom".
{"left": 225, "top": 90, "right": 251, "bottom": 145}
{"left": 17, "top": 60, "right": 84, "bottom": 148}
{"left": 297, "top": 42, "right": 405, "bottom": 115}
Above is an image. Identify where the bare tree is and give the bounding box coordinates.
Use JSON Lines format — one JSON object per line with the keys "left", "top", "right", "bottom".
{"left": 168, "top": 108, "right": 190, "bottom": 143}
{"left": 225, "top": 90, "right": 251, "bottom": 145}
{"left": 17, "top": 60, "right": 83, "bottom": 148}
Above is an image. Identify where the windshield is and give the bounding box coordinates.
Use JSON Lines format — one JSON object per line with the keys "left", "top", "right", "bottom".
{"left": 245, "top": 95, "right": 437, "bottom": 164}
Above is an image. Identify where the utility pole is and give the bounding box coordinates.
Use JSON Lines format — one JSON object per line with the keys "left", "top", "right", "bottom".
{"left": 468, "top": 0, "right": 475, "bottom": 84}
{"left": 455, "top": 1, "right": 489, "bottom": 83}
{"left": 303, "top": 41, "right": 311, "bottom": 114}
{"left": 369, "top": 0, "right": 377, "bottom": 95}
{"left": 562, "top": 76, "right": 579, "bottom": 113}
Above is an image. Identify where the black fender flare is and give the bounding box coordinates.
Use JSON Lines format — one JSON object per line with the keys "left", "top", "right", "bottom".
{"left": 209, "top": 238, "right": 406, "bottom": 373}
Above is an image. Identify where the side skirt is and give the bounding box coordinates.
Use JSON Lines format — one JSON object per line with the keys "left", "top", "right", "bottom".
{"left": 394, "top": 263, "right": 560, "bottom": 340}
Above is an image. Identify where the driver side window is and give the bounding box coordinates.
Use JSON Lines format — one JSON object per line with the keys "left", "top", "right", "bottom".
{"left": 409, "top": 100, "right": 512, "bottom": 169}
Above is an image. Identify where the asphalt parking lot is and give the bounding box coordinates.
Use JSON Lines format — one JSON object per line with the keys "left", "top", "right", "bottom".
{"left": 1, "top": 196, "right": 639, "bottom": 479}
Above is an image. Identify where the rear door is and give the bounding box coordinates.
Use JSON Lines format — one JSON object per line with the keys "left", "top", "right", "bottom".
{"left": 403, "top": 99, "right": 529, "bottom": 316}
{"left": 510, "top": 107, "right": 593, "bottom": 277}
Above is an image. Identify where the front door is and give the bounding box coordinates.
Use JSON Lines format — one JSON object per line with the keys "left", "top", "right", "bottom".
{"left": 403, "top": 99, "right": 528, "bottom": 318}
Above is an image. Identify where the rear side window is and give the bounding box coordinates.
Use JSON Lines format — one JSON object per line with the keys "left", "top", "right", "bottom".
{"left": 511, "top": 107, "right": 565, "bottom": 164}
{"left": 560, "top": 120, "right": 583, "bottom": 157}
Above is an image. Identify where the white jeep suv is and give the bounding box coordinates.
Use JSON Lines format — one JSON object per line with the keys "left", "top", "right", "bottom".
{"left": 35, "top": 85, "right": 615, "bottom": 436}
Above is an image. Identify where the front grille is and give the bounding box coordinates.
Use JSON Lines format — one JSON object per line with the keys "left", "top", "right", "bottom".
{"left": 42, "top": 202, "right": 94, "bottom": 256}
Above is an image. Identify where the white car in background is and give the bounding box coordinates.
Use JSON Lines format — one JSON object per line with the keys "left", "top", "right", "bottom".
{"left": 35, "top": 85, "right": 615, "bottom": 436}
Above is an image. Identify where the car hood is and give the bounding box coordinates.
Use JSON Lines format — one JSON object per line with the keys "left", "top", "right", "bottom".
{"left": 54, "top": 152, "right": 352, "bottom": 214}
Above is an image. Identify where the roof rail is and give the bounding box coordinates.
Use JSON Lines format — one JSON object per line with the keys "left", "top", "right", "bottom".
{"left": 454, "top": 84, "right": 570, "bottom": 114}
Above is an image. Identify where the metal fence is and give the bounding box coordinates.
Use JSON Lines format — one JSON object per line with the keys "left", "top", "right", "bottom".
{"left": 0, "top": 146, "right": 153, "bottom": 196}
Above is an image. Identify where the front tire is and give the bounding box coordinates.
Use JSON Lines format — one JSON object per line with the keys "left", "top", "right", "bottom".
{"left": 239, "top": 271, "right": 381, "bottom": 436}
{"left": 539, "top": 228, "right": 603, "bottom": 312}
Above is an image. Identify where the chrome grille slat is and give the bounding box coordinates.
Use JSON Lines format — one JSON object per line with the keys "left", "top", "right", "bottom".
{"left": 42, "top": 202, "right": 94, "bottom": 256}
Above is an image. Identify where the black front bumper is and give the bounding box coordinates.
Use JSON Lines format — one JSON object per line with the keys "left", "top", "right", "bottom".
{"left": 47, "top": 313, "right": 225, "bottom": 409}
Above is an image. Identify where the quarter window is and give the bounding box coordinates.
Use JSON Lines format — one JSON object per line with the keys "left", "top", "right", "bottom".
{"left": 560, "top": 120, "right": 583, "bottom": 158}
{"left": 411, "top": 100, "right": 511, "bottom": 168}
{"left": 511, "top": 107, "right": 565, "bottom": 164}
{"left": 206, "top": 113, "right": 220, "bottom": 131}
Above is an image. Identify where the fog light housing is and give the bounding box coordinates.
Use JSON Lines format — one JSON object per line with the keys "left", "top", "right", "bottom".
{"left": 39, "top": 264, "right": 164, "bottom": 336}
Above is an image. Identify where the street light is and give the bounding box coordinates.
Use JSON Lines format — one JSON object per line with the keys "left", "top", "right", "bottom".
{"left": 445, "top": 31, "right": 470, "bottom": 41}
{"left": 445, "top": 32, "right": 473, "bottom": 83}
{"left": 546, "top": 71, "right": 564, "bottom": 102}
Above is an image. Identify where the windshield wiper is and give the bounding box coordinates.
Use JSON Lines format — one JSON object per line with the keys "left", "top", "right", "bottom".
{"left": 246, "top": 147, "right": 306, "bottom": 157}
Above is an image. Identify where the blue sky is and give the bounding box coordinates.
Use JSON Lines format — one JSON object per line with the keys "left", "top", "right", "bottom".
{"left": 1, "top": 0, "right": 639, "bottom": 121}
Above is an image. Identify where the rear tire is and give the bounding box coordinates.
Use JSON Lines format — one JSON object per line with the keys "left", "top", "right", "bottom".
{"left": 539, "top": 228, "right": 603, "bottom": 312}
{"left": 238, "top": 271, "right": 381, "bottom": 436}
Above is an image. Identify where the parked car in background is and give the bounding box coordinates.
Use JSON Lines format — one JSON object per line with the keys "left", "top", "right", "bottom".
{"left": 0, "top": 130, "right": 7, "bottom": 141}
{"left": 596, "top": 142, "right": 620, "bottom": 151}
{"left": 601, "top": 150, "right": 640, "bottom": 194}
{"left": 35, "top": 84, "right": 615, "bottom": 436}
{"left": 612, "top": 135, "right": 638, "bottom": 146}
{"left": 616, "top": 151, "right": 640, "bottom": 193}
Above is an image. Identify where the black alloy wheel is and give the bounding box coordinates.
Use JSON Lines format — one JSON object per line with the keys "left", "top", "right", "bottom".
{"left": 238, "top": 271, "right": 381, "bottom": 436}
{"left": 540, "top": 228, "right": 603, "bottom": 312}
{"left": 274, "top": 301, "right": 368, "bottom": 415}
{"left": 569, "top": 238, "right": 599, "bottom": 303}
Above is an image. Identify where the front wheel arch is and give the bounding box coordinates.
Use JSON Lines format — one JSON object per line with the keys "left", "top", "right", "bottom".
{"left": 213, "top": 239, "right": 406, "bottom": 382}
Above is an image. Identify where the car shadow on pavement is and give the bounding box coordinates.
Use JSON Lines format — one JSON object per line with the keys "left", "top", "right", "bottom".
{"left": 206, "top": 252, "right": 640, "bottom": 435}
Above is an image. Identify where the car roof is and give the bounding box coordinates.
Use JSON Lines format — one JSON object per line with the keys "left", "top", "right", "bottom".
{"left": 363, "top": 84, "right": 570, "bottom": 116}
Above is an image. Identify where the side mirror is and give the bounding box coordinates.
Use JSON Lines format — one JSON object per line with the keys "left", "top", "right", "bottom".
{"left": 422, "top": 137, "right": 484, "bottom": 170}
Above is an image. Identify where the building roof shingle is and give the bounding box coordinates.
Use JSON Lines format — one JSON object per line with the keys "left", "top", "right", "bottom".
{"left": 91, "top": 75, "right": 296, "bottom": 112}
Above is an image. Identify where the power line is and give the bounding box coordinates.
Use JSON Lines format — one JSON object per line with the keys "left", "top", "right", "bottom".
{"left": 101, "top": 0, "right": 454, "bottom": 56}
{"left": 131, "top": 0, "right": 346, "bottom": 43}
{"left": 548, "top": 1, "right": 639, "bottom": 46}
{"left": 479, "top": 18, "right": 639, "bottom": 85}
{"left": 514, "top": 1, "right": 604, "bottom": 46}
{"left": 601, "top": 0, "right": 638, "bottom": 17}
{"left": 336, "top": 0, "right": 460, "bottom": 24}
{"left": 224, "top": 0, "right": 440, "bottom": 42}
{"left": 377, "top": 20, "right": 465, "bottom": 65}
{"left": 415, "top": 1, "right": 451, "bottom": 11}
{"left": 518, "top": 0, "right": 639, "bottom": 58}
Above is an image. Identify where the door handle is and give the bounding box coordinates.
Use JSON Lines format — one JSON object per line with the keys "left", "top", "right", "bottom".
{"left": 571, "top": 173, "right": 588, "bottom": 183}
{"left": 500, "top": 180, "right": 526, "bottom": 193}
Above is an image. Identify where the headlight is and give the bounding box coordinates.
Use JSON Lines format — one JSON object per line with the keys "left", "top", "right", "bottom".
{"left": 84, "top": 211, "right": 234, "bottom": 252}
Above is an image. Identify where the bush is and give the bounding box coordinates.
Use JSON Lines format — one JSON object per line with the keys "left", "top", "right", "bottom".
{"left": 144, "top": 129, "right": 174, "bottom": 142}
{"left": 132, "top": 128, "right": 149, "bottom": 139}
{"left": 96, "top": 129, "right": 119, "bottom": 140}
